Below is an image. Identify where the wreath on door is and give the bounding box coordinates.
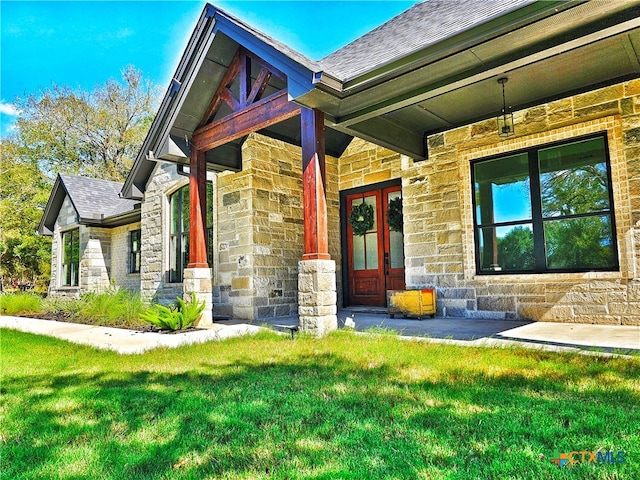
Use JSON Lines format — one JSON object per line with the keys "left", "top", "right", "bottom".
{"left": 387, "top": 197, "right": 403, "bottom": 232}
{"left": 348, "top": 201, "right": 374, "bottom": 236}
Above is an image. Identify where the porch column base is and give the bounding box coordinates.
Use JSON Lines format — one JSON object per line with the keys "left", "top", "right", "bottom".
{"left": 298, "top": 259, "right": 337, "bottom": 337}
{"left": 183, "top": 267, "right": 213, "bottom": 327}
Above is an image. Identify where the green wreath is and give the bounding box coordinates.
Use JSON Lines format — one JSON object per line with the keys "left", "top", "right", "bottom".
{"left": 349, "top": 201, "right": 375, "bottom": 236}
{"left": 387, "top": 197, "right": 403, "bottom": 232}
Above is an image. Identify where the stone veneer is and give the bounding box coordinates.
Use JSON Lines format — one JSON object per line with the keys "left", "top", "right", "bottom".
{"left": 110, "top": 222, "right": 141, "bottom": 292}
{"left": 136, "top": 79, "right": 639, "bottom": 326}
{"left": 212, "top": 135, "right": 341, "bottom": 321}
{"left": 139, "top": 163, "right": 189, "bottom": 303}
{"left": 402, "top": 80, "right": 640, "bottom": 326}
{"left": 49, "top": 197, "right": 126, "bottom": 297}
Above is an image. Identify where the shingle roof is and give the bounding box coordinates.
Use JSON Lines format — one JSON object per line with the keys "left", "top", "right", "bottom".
{"left": 59, "top": 175, "right": 139, "bottom": 220}
{"left": 319, "top": 0, "right": 534, "bottom": 81}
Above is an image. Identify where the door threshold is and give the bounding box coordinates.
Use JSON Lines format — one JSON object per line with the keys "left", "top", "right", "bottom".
{"left": 344, "top": 306, "right": 388, "bottom": 314}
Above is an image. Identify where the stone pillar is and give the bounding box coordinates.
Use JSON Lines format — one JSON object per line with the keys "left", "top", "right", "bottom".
{"left": 183, "top": 267, "right": 213, "bottom": 326}
{"left": 80, "top": 237, "right": 110, "bottom": 293}
{"left": 298, "top": 259, "right": 337, "bottom": 336}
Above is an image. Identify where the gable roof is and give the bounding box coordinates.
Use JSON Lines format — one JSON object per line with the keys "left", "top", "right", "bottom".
{"left": 39, "top": 175, "right": 140, "bottom": 236}
{"left": 121, "top": 3, "right": 350, "bottom": 200}
{"left": 320, "top": 0, "right": 533, "bottom": 81}
{"left": 122, "top": 0, "right": 640, "bottom": 198}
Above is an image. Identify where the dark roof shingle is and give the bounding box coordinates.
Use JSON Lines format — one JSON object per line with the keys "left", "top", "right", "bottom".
{"left": 60, "top": 174, "right": 139, "bottom": 220}
{"left": 319, "top": 0, "right": 534, "bottom": 80}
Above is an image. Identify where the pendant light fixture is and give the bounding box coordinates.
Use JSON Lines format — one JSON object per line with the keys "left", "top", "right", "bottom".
{"left": 497, "top": 77, "right": 514, "bottom": 137}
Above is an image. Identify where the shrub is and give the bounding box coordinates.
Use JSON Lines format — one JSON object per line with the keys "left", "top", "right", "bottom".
{"left": 42, "top": 288, "right": 148, "bottom": 328}
{"left": 140, "top": 293, "right": 205, "bottom": 330}
{"left": 0, "top": 293, "right": 44, "bottom": 316}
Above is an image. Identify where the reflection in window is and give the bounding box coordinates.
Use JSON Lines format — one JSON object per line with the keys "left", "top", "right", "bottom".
{"left": 129, "top": 229, "right": 141, "bottom": 274}
{"left": 351, "top": 196, "right": 378, "bottom": 271}
{"left": 169, "top": 184, "right": 214, "bottom": 282}
{"left": 472, "top": 134, "right": 617, "bottom": 274}
{"left": 62, "top": 229, "right": 80, "bottom": 286}
{"left": 387, "top": 191, "right": 405, "bottom": 269}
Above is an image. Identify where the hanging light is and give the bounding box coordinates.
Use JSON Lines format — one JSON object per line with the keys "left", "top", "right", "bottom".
{"left": 497, "top": 77, "right": 514, "bottom": 137}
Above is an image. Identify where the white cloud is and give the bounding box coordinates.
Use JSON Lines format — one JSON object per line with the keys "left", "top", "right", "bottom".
{"left": 0, "top": 101, "right": 20, "bottom": 116}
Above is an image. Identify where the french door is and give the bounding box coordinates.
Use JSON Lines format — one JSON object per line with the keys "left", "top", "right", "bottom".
{"left": 345, "top": 185, "right": 405, "bottom": 306}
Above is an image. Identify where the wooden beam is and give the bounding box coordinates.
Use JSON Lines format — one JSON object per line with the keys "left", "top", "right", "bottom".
{"left": 187, "top": 148, "right": 209, "bottom": 268}
{"left": 247, "top": 69, "right": 272, "bottom": 105}
{"left": 192, "top": 90, "right": 301, "bottom": 151}
{"left": 301, "top": 107, "right": 330, "bottom": 260}
{"left": 198, "top": 49, "right": 242, "bottom": 127}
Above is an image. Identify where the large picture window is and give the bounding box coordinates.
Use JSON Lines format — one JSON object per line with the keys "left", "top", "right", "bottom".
{"left": 61, "top": 229, "right": 80, "bottom": 286}
{"left": 169, "top": 184, "right": 213, "bottom": 282}
{"left": 472, "top": 133, "right": 618, "bottom": 274}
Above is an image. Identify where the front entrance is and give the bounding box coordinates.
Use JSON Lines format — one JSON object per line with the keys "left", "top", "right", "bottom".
{"left": 344, "top": 184, "right": 405, "bottom": 306}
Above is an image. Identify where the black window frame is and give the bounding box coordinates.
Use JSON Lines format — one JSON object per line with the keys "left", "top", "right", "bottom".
{"left": 471, "top": 132, "right": 619, "bottom": 275}
{"left": 129, "top": 229, "right": 141, "bottom": 274}
{"left": 168, "top": 184, "right": 213, "bottom": 283}
{"left": 61, "top": 228, "right": 80, "bottom": 287}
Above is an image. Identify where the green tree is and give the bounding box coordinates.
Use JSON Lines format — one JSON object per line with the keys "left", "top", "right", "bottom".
{"left": 11, "top": 65, "right": 158, "bottom": 181}
{"left": 497, "top": 226, "right": 534, "bottom": 271}
{"left": 1, "top": 66, "right": 159, "bottom": 289}
{"left": 0, "top": 139, "right": 52, "bottom": 289}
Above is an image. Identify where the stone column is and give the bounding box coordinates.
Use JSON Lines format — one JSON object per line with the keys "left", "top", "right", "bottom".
{"left": 80, "top": 237, "right": 110, "bottom": 294}
{"left": 298, "top": 108, "right": 338, "bottom": 336}
{"left": 298, "top": 259, "right": 337, "bottom": 336}
{"left": 183, "top": 267, "right": 213, "bottom": 326}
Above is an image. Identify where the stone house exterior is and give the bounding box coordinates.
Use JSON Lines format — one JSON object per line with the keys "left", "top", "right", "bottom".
{"left": 39, "top": 175, "right": 141, "bottom": 297}
{"left": 42, "top": 1, "right": 640, "bottom": 331}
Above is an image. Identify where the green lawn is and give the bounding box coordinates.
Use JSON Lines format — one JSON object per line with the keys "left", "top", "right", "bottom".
{"left": 1, "top": 328, "right": 638, "bottom": 479}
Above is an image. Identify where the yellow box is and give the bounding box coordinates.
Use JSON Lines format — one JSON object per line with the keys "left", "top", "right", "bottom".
{"left": 387, "top": 289, "right": 436, "bottom": 320}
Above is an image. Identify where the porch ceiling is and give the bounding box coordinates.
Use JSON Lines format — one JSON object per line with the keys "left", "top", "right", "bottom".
{"left": 304, "top": 0, "right": 640, "bottom": 160}
{"left": 123, "top": 1, "right": 640, "bottom": 200}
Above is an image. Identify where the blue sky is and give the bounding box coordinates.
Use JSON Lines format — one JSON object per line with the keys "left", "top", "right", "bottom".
{"left": 1, "top": 0, "right": 416, "bottom": 137}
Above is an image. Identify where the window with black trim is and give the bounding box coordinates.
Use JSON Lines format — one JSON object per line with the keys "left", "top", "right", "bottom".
{"left": 169, "top": 184, "right": 213, "bottom": 282}
{"left": 61, "top": 228, "right": 80, "bottom": 286}
{"left": 129, "top": 229, "right": 141, "bottom": 274}
{"left": 472, "top": 133, "right": 618, "bottom": 274}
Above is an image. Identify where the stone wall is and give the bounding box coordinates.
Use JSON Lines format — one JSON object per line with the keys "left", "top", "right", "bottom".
{"left": 79, "top": 227, "right": 111, "bottom": 293}
{"left": 398, "top": 79, "right": 640, "bottom": 325}
{"left": 49, "top": 196, "right": 80, "bottom": 297}
{"left": 139, "top": 163, "right": 189, "bottom": 303}
{"left": 110, "top": 222, "right": 141, "bottom": 292}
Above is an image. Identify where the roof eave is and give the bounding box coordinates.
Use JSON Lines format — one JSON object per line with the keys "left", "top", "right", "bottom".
{"left": 38, "top": 175, "right": 74, "bottom": 236}
{"left": 313, "top": 0, "right": 582, "bottom": 97}
{"left": 122, "top": 3, "right": 321, "bottom": 199}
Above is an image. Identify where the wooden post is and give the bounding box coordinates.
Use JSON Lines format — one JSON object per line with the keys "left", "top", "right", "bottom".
{"left": 188, "top": 147, "right": 209, "bottom": 268}
{"left": 301, "top": 108, "right": 330, "bottom": 260}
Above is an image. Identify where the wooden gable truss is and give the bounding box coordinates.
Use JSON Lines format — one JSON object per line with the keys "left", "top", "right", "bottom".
{"left": 188, "top": 47, "right": 329, "bottom": 268}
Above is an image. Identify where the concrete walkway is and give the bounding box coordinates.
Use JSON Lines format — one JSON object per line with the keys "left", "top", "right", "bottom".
{"left": 2, "top": 311, "right": 639, "bottom": 356}
{"left": 0, "top": 316, "right": 263, "bottom": 354}
{"left": 255, "top": 309, "right": 640, "bottom": 356}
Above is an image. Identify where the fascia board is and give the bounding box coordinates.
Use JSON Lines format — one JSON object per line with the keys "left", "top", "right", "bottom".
{"left": 121, "top": 6, "right": 217, "bottom": 199}
{"left": 211, "top": 13, "right": 318, "bottom": 100}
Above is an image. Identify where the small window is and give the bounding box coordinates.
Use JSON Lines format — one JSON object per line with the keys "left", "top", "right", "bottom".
{"left": 472, "top": 133, "right": 618, "bottom": 274}
{"left": 129, "top": 229, "right": 141, "bottom": 274}
{"left": 61, "top": 229, "right": 80, "bottom": 286}
{"left": 169, "top": 184, "right": 213, "bottom": 282}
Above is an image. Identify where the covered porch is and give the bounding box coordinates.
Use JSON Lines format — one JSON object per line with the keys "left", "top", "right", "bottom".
{"left": 121, "top": 2, "right": 640, "bottom": 333}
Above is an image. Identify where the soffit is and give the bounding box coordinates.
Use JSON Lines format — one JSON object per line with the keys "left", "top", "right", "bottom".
{"left": 306, "top": 0, "right": 640, "bottom": 160}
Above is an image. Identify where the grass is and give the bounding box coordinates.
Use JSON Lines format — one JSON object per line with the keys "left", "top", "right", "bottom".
{"left": 1, "top": 290, "right": 149, "bottom": 329}
{"left": 1, "top": 329, "right": 638, "bottom": 479}
{"left": 0, "top": 292, "right": 43, "bottom": 316}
